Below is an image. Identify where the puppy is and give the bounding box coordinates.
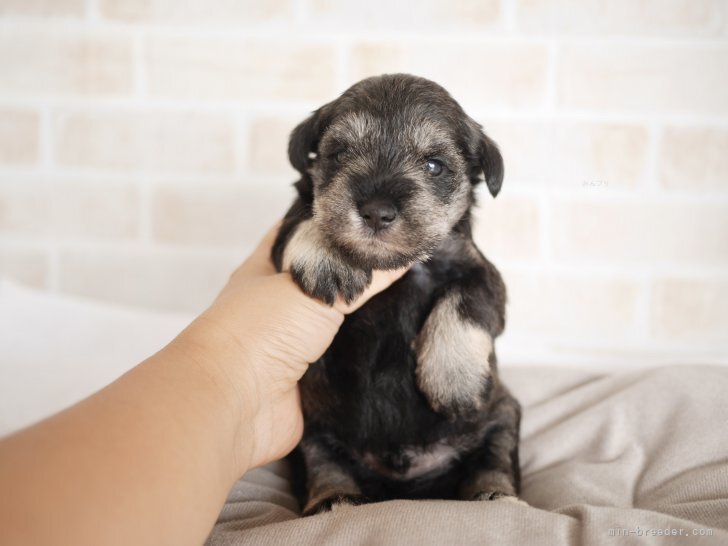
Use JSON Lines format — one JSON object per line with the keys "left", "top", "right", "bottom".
{"left": 271, "top": 74, "right": 522, "bottom": 515}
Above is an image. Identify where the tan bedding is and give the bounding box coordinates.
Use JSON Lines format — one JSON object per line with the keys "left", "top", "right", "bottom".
{"left": 207, "top": 366, "right": 728, "bottom": 545}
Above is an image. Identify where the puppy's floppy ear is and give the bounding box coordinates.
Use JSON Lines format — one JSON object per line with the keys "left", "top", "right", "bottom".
{"left": 466, "top": 119, "right": 504, "bottom": 198}
{"left": 288, "top": 106, "right": 331, "bottom": 201}
{"left": 288, "top": 106, "right": 328, "bottom": 175}
{"left": 477, "top": 132, "right": 504, "bottom": 198}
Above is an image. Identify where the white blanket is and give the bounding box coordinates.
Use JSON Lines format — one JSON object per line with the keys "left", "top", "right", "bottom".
{"left": 0, "top": 279, "right": 190, "bottom": 435}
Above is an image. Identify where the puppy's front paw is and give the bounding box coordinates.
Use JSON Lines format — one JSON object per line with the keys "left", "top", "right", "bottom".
{"left": 290, "top": 257, "right": 370, "bottom": 305}
{"left": 471, "top": 491, "right": 528, "bottom": 506}
{"left": 302, "top": 493, "right": 371, "bottom": 516}
{"left": 414, "top": 291, "right": 493, "bottom": 420}
{"left": 283, "top": 219, "right": 371, "bottom": 305}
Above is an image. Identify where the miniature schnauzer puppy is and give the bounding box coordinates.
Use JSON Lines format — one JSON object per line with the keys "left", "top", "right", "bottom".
{"left": 271, "top": 74, "right": 522, "bottom": 515}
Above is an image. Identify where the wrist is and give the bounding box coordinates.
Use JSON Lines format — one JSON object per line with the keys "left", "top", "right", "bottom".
{"left": 166, "top": 318, "right": 261, "bottom": 479}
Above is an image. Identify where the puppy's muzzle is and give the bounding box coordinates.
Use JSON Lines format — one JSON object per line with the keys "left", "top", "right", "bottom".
{"left": 358, "top": 198, "right": 398, "bottom": 232}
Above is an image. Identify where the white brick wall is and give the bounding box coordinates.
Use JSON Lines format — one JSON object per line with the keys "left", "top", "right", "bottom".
{"left": 1, "top": 0, "right": 727, "bottom": 368}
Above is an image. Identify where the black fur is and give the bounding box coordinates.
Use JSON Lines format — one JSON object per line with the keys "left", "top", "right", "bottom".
{"left": 271, "top": 74, "right": 521, "bottom": 515}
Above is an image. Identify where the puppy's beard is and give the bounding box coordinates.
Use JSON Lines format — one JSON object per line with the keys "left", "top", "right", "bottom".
{"left": 312, "top": 208, "right": 441, "bottom": 270}
{"left": 347, "top": 210, "right": 435, "bottom": 267}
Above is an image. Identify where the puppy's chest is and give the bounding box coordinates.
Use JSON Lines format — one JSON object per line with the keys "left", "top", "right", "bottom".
{"left": 306, "top": 262, "right": 455, "bottom": 437}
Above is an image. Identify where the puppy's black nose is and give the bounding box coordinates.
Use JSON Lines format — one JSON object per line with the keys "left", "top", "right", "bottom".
{"left": 359, "top": 199, "right": 398, "bottom": 231}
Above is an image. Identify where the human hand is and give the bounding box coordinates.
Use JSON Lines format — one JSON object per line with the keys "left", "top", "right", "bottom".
{"left": 178, "top": 223, "right": 409, "bottom": 474}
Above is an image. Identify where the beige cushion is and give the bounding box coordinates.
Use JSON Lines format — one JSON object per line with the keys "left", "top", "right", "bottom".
{"left": 208, "top": 366, "right": 728, "bottom": 545}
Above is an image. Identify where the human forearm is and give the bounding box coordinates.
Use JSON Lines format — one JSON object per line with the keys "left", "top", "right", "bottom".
{"left": 0, "top": 324, "right": 255, "bottom": 546}
{"left": 0, "top": 224, "right": 407, "bottom": 546}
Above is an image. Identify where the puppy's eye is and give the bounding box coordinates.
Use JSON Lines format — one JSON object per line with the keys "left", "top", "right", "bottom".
{"left": 425, "top": 159, "right": 444, "bottom": 177}
{"left": 334, "top": 150, "right": 348, "bottom": 164}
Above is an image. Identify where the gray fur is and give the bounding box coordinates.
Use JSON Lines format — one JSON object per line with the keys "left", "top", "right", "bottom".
{"left": 299, "top": 439, "right": 365, "bottom": 516}
{"left": 282, "top": 218, "right": 370, "bottom": 304}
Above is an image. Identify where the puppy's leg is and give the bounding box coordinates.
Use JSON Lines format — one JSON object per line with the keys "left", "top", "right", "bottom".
{"left": 459, "top": 389, "right": 523, "bottom": 503}
{"left": 299, "top": 438, "right": 369, "bottom": 516}
{"left": 414, "top": 240, "right": 507, "bottom": 419}
{"left": 282, "top": 219, "right": 371, "bottom": 305}
{"left": 414, "top": 289, "right": 495, "bottom": 419}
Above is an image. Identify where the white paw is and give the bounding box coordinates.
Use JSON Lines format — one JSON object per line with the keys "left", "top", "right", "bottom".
{"left": 497, "top": 495, "right": 529, "bottom": 506}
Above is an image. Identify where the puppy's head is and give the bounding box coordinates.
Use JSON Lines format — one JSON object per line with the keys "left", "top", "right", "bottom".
{"left": 289, "top": 74, "right": 503, "bottom": 269}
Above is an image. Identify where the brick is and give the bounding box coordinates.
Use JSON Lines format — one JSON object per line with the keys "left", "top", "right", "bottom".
{"left": 351, "top": 43, "right": 549, "bottom": 110}
{"left": 659, "top": 127, "right": 728, "bottom": 191}
{"left": 0, "top": 181, "right": 140, "bottom": 240}
{"left": 516, "top": 0, "right": 724, "bottom": 36}
{"left": 0, "top": 183, "right": 52, "bottom": 237}
{"left": 0, "top": 110, "right": 40, "bottom": 165}
{"left": 0, "top": 0, "right": 84, "bottom": 17}
{"left": 550, "top": 200, "right": 728, "bottom": 266}
{"left": 472, "top": 194, "right": 541, "bottom": 261}
{"left": 0, "top": 247, "right": 48, "bottom": 288}
{"left": 53, "top": 182, "right": 140, "bottom": 240}
{"left": 0, "top": 30, "right": 132, "bottom": 97}
{"left": 249, "top": 118, "right": 299, "bottom": 176}
{"left": 311, "top": 0, "right": 499, "bottom": 28}
{"left": 151, "top": 183, "right": 294, "bottom": 246}
{"left": 651, "top": 278, "right": 728, "bottom": 343}
{"left": 504, "top": 269, "right": 639, "bottom": 341}
{"left": 484, "top": 121, "right": 647, "bottom": 187}
{"left": 558, "top": 45, "right": 728, "bottom": 114}
{"left": 481, "top": 121, "right": 550, "bottom": 184}
{"left": 59, "top": 248, "right": 242, "bottom": 313}
{"left": 552, "top": 123, "right": 648, "bottom": 188}
{"left": 54, "top": 110, "right": 235, "bottom": 174}
{"left": 145, "top": 37, "right": 336, "bottom": 101}
{"left": 100, "top": 0, "right": 292, "bottom": 23}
